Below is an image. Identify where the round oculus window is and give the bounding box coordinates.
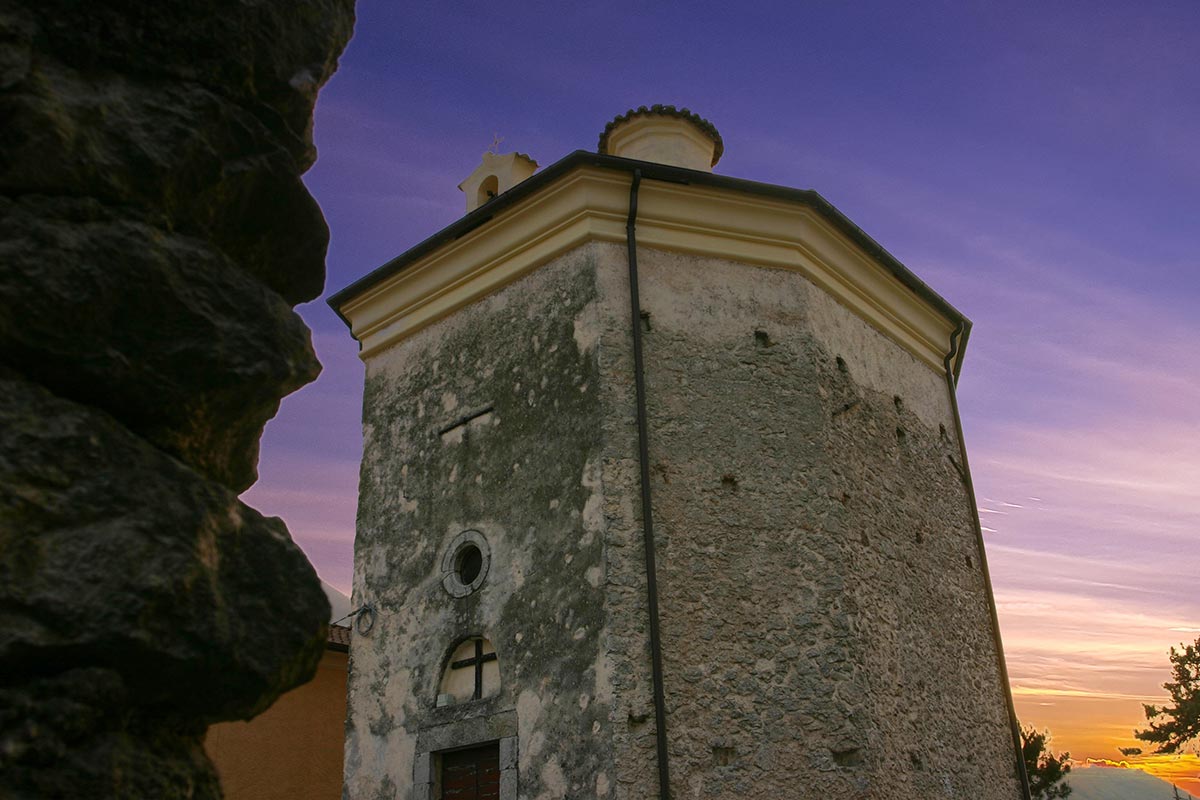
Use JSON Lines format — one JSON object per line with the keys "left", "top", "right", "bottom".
{"left": 441, "top": 530, "right": 490, "bottom": 598}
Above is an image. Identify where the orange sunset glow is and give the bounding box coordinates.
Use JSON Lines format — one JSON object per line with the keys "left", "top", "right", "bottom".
{"left": 967, "top": 286, "right": 1200, "bottom": 794}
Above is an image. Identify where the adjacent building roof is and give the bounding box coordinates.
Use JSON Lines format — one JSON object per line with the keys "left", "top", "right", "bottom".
{"left": 327, "top": 624, "right": 351, "bottom": 653}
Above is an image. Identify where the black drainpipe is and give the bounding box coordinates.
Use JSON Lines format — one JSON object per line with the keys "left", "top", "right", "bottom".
{"left": 943, "top": 323, "right": 1032, "bottom": 800}
{"left": 625, "top": 169, "right": 672, "bottom": 800}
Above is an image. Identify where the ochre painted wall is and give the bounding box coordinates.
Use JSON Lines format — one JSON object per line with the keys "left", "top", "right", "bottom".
{"left": 205, "top": 648, "right": 347, "bottom": 800}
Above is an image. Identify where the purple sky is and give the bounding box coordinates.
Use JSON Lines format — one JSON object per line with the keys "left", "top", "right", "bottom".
{"left": 241, "top": 0, "right": 1199, "bottom": 779}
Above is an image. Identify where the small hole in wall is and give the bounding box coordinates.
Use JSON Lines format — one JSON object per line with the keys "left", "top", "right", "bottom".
{"left": 836, "top": 356, "right": 848, "bottom": 373}
{"left": 832, "top": 401, "right": 859, "bottom": 419}
{"left": 966, "top": 555, "right": 973, "bottom": 569}
{"left": 939, "top": 423, "right": 948, "bottom": 438}
{"left": 893, "top": 395, "right": 904, "bottom": 413}
{"left": 712, "top": 746, "right": 737, "bottom": 766}
{"left": 639, "top": 310, "right": 652, "bottom": 332}
{"left": 915, "top": 530, "right": 924, "bottom": 544}
{"left": 754, "top": 330, "right": 772, "bottom": 347}
{"left": 721, "top": 474, "right": 739, "bottom": 491}
{"left": 895, "top": 426, "right": 906, "bottom": 444}
{"left": 832, "top": 747, "right": 863, "bottom": 767}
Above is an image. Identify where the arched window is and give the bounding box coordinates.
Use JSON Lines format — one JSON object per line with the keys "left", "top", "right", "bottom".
{"left": 437, "top": 637, "right": 500, "bottom": 706}
{"left": 476, "top": 175, "right": 499, "bottom": 207}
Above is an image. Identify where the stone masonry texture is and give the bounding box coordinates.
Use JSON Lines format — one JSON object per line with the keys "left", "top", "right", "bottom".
{"left": 610, "top": 244, "right": 1021, "bottom": 799}
{"left": 348, "top": 247, "right": 614, "bottom": 800}
{"left": 349, "top": 240, "right": 1021, "bottom": 799}
{"left": 0, "top": 2, "right": 354, "bottom": 797}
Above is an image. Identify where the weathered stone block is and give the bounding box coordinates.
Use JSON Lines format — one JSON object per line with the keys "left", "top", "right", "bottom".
{"left": 0, "top": 0, "right": 355, "bottom": 795}
{"left": 0, "top": 370, "right": 329, "bottom": 720}
{"left": 4, "top": 0, "right": 354, "bottom": 165}
{"left": 0, "top": 196, "right": 320, "bottom": 489}
{"left": 0, "top": 59, "right": 331, "bottom": 303}
{"left": 0, "top": 667, "right": 222, "bottom": 799}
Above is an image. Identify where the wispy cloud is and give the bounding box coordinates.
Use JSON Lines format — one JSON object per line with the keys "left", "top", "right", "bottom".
{"left": 1075, "top": 755, "right": 1200, "bottom": 795}
{"left": 938, "top": 231, "right": 1200, "bottom": 766}
{"left": 1012, "top": 687, "right": 1159, "bottom": 702}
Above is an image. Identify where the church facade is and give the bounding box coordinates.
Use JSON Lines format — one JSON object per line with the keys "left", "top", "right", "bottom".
{"left": 330, "top": 106, "right": 1028, "bottom": 800}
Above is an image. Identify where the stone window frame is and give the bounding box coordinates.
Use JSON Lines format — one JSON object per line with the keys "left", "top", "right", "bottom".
{"left": 413, "top": 710, "right": 518, "bottom": 800}
{"left": 441, "top": 529, "right": 491, "bottom": 598}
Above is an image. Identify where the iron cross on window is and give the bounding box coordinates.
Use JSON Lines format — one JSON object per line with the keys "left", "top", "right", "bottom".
{"left": 450, "top": 638, "right": 497, "bottom": 700}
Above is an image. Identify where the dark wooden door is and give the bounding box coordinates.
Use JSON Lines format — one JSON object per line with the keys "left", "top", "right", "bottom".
{"left": 441, "top": 743, "right": 500, "bottom": 800}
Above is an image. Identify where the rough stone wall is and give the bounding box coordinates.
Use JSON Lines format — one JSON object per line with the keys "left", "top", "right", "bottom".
{"left": 0, "top": 2, "right": 354, "bottom": 797}
{"left": 347, "top": 237, "right": 1019, "bottom": 800}
{"left": 590, "top": 246, "right": 672, "bottom": 798}
{"left": 348, "top": 246, "right": 617, "bottom": 800}
{"left": 594, "top": 243, "right": 1021, "bottom": 799}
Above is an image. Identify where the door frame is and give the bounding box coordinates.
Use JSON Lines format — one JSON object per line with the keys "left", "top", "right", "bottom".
{"left": 414, "top": 710, "right": 518, "bottom": 800}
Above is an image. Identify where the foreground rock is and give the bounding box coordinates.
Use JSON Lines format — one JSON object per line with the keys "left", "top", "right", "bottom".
{"left": 0, "top": 371, "right": 329, "bottom": 795}
{"left": 0, "top": 196, "right": 320, "bottom": 490}
{"left": 0, "top": 0, "right": 355, "bottom": 796}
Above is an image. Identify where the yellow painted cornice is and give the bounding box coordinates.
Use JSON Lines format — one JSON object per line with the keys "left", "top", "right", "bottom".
{"left": 334, "top": 162, "right": 959, "bottom": 373}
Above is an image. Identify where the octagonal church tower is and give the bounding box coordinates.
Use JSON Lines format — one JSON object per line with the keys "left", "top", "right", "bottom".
{"left": 330, "top": 106, "right": 1029, "bottom": 800}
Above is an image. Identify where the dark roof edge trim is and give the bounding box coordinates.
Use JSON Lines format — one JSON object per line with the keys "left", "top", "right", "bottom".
{"left": 327, "top": 151, "right": 971, "bottom": 368}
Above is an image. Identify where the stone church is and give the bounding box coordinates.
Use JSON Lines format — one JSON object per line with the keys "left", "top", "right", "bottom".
{"left": 329, "top": 106, "right": 1029, "bottom": 800}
